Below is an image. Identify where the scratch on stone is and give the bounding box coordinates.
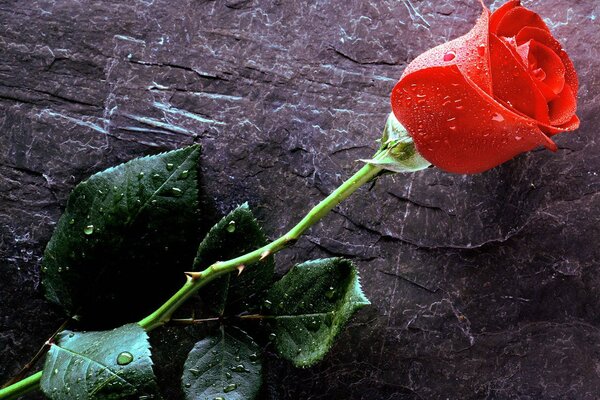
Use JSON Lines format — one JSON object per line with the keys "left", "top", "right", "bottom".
{"left": 38, "top": 110, "right": 108, "bottom": 134}
{"left": 113, "top": 34, "right": 146, "bottom": 45}
{"left": 123, "top": 113, "right": 194, "bottom": 135}
{"left": 152, "top": 101, "right": 225, "bottom": 125}
{"left": 402, "top": 0, "right": 430, "bottom": 28}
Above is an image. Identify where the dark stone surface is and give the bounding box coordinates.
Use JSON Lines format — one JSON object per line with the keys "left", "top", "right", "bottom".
{"left": 1, "top": 0, "right": 599, "bottom": 398}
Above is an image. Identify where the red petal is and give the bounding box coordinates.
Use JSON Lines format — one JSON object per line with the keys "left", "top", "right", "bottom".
{"left": 489, "top": 34, "right": 550, "bottom": 124}
{"left": 391, "top": 65, "right": 556, "bottom": 174}
{"left": 527, "top": 40, "right": 566, "bottom": 96}
{"left": 401, "top": 5, "right": 492, "bottom": 95}
{"left": 495, "top": 6, "right": 551, "bottom": 38}
{"left": 490, "top": 0, "right": 521, "bottom": 34}
{"left": 539, "top": 114, "right": 580, "bottom": 136}
{"left": 516, "top": 26, "right": 578, "bottom": 96}
{"left": 548, "top": 84, "right": 577, "bottom": 126}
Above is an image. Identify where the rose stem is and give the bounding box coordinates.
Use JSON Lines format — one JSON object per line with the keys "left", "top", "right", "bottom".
{"left": 138, "top": 155, "right": 384, "bottom": 331}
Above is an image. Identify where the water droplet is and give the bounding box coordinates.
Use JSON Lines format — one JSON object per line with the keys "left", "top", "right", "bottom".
{"left": 214, "top": 397, "right": 225, "bottom": 400}
{"left": 223, "top": 383, "right": 237, "bottom": 393}
{"left": 184, "top": 383, "right": 191, "bottom": 388}
{"left": 138, "top": 172, "right": 145, "bottom": 179}
{"left": 69, "top": 219, "right": 75, "bottom": 225}
{"left": 188, "top": 368, "right": 200, "bottom": 375}
{"left": 492, "top": 113, "right": 505, "bottom": 123}
{"left": 166, "top": 163, "right": 174, "bottom": 171}
{"left": 116, "top": 351, "right": 134, "bottom": 365}
{"left": 449, "top": 126, "right": 457, "bottom": 131}
{"left": 477, "top": 44, "right": 486, "bottom": 57}
{"left": 249, "top": 352, "right": 259, "bottom": 362}
{"left": 225, "top": 372, "right": 232, "bottom": 379}
{"left": 83, "top": 225, "right": 94, "bottom": 235}
{"left": 268, "top": 333, "right": 277, "bottom": 341}
{"left": 443, "top": 51, "right": 456, "bottom": 62}
{"left": 515, "top": 135, "right": 522, "bottom": 141}
{"left": 325, "top": 286, "right": 336, "bottom": 299}
{"left": 153, "top": 173, "right": 160, "bottom": 178}
{"left": 263, "top": 299, "right": 272, "bottom": 309}
{"left": 54, "top": 368, "right": 59, "bottom": 375}
{"left": 231, "top": 364, "right": 250, "bottom": 373}
{"left": 181, "top": 170, "right": 189, "bottom": 178}
{"left": 171, "top": 187, "right": 183, "bottom": 196}
{"left": 226, "top": 221, "right": 236, "bottom": 233}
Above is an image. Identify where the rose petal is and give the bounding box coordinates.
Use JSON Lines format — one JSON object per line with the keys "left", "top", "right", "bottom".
{"left": 490, "top": 0, "right": 521, "bottom": 34}
{"left": 548, "top": 84, "right": 577, "bottom": 126}
{"left": 494, "top": 6, "right": 551, "bottom": 38}
{"left": 540, "top": 114, "right": 580, "bottom": 136}
{"left": 516, "top": 26, "right": 578, "bottom": 96}
{"left": 401, "top": 5, "right": 492, "bottom": 94}
{"left": 527, "top": 40, "right": 566, "bottom": 95}
{"left": 489, "top": 34, "right": 550, "bottom": 124}
{"left": 391, "top": 65, "right": 556, "bottom": 174}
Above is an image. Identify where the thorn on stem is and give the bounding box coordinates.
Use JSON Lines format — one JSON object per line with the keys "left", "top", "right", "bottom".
{"left": 259, "top": 250, "right": 271, "bottom": 261}
{"left": 185, "top": 271, "right": 201, "bottom": 281}
{"left": 236, "top": 265, "right": 245, "bottom": 276}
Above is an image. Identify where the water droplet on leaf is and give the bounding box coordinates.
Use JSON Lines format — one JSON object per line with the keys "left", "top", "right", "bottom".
{"left": 223, "top": 383, "right": 237, "bottom": 393}
{"left": 116, "top": 351, "right": 134, "bottom": 365}
{"left": 166, "top": 163, "right": 174, "bottom": 171}
{"left": 226, "top": 221, "right": 236, "bottom": 233}
{"left": 83, "top": 225, "right": 94, "bottom": 235}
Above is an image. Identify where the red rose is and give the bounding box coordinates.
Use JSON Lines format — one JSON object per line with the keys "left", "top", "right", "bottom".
{"left": 390, "top": 0, "right": 579, "bottom": 174}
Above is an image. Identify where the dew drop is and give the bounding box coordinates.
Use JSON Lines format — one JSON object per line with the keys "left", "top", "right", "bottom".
{"left": 83, "top": 225, "right": 94, "bottom": 235}
{"left": 515, "top": 135, "right": 522, "bottom": 141}
{"left": 171, "top": 187, "right": 183, "bottom": 197}
{"left": 268, "top": 333, "right": 277, "bottom": 341}
{"left": 180, "top": 170, "right": 189, "bottom": 178}
{"left": 477, "top": 44, "right": 486, "bottom": 57}
{"left": 54, "top": 368, "right": 59, "bottom": 375}
{"left": 492, "top": 113, "right": 505, "bottom": 123}
{"left": 116, "top": 351, "right": 134, "bottom": 365}
{"left": 226, "top": 221, "right": 236, "bottom": 233}
{"left": 223, "top": 383, "right": 237, "bottom": 393}
{"left": 231, "top": 364, "right": 250, "bottom": 373}
{"left": 138, "top": 172, "right": 144, "bottom": 179}
{"left": 443, "top": 51, "right": 456, "bottom": 62}
{"left": 166, "top": 163, "right": 174, "bottom": 171}
{"left": 225, "top": 372, "right": 232, "bottom": 380}
{"left": 449, "top": 126, "right": 457, "bottom": 131}
{"left": 325, "top": 286, "right": 336, "bottom": 299}
{"left": 69, "top": 218, "right": 75, "bottom": 225}
{"left": 213, "top": 397, "right": 225, "bottom": 400}
{"left": 249, "top": 352, "right": 259, "bottom": 362}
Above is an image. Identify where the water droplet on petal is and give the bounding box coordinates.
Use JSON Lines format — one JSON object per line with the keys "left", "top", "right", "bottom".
{"left": 492, "top": 113, "right": 505, "bottom": 123}
{"left": 116, "top": 351, "right": 134, "bottom": 365}
{"left": 83, "top": 225, "right": 94, "bottom": 235}
{"left": 477, "top": 44, "right": 486, "bottom": 57}
{"left": 515, "top": 135, "right": 522, "bottom": 141}
{"left": 443, "top": 51, "right": 456, "bottom": 62}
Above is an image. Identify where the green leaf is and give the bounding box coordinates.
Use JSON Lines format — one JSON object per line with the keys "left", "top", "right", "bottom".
{"left": 40, "top": 323, "right": 158, "bottom": 400}
{"left": 193, "top": 203, "right": 274, "bottom": 315}
{"left": 264, "top": 258, "right": 370, "bottom": 367}
{"left": 42, "top": 145, "right": 201, "bottom": 324}
{"left": 181, "top": 326, "right": 262, "bottom": 400}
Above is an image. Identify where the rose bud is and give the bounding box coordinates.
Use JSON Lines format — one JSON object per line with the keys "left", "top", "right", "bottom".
{"left": 390, "top": 0, "right": 579, "bottom": 174}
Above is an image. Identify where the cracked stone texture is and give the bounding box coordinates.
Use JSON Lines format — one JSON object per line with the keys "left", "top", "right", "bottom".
{"left": 1, "top": 0, "right": 599, "bottom": 399}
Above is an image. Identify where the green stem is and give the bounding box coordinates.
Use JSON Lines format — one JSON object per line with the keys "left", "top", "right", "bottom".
{"left": 139, "top": 158, "right": 383, "bottom": 331}
{"left": 0, "top": 371, "right": 42, "bottom": 400}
